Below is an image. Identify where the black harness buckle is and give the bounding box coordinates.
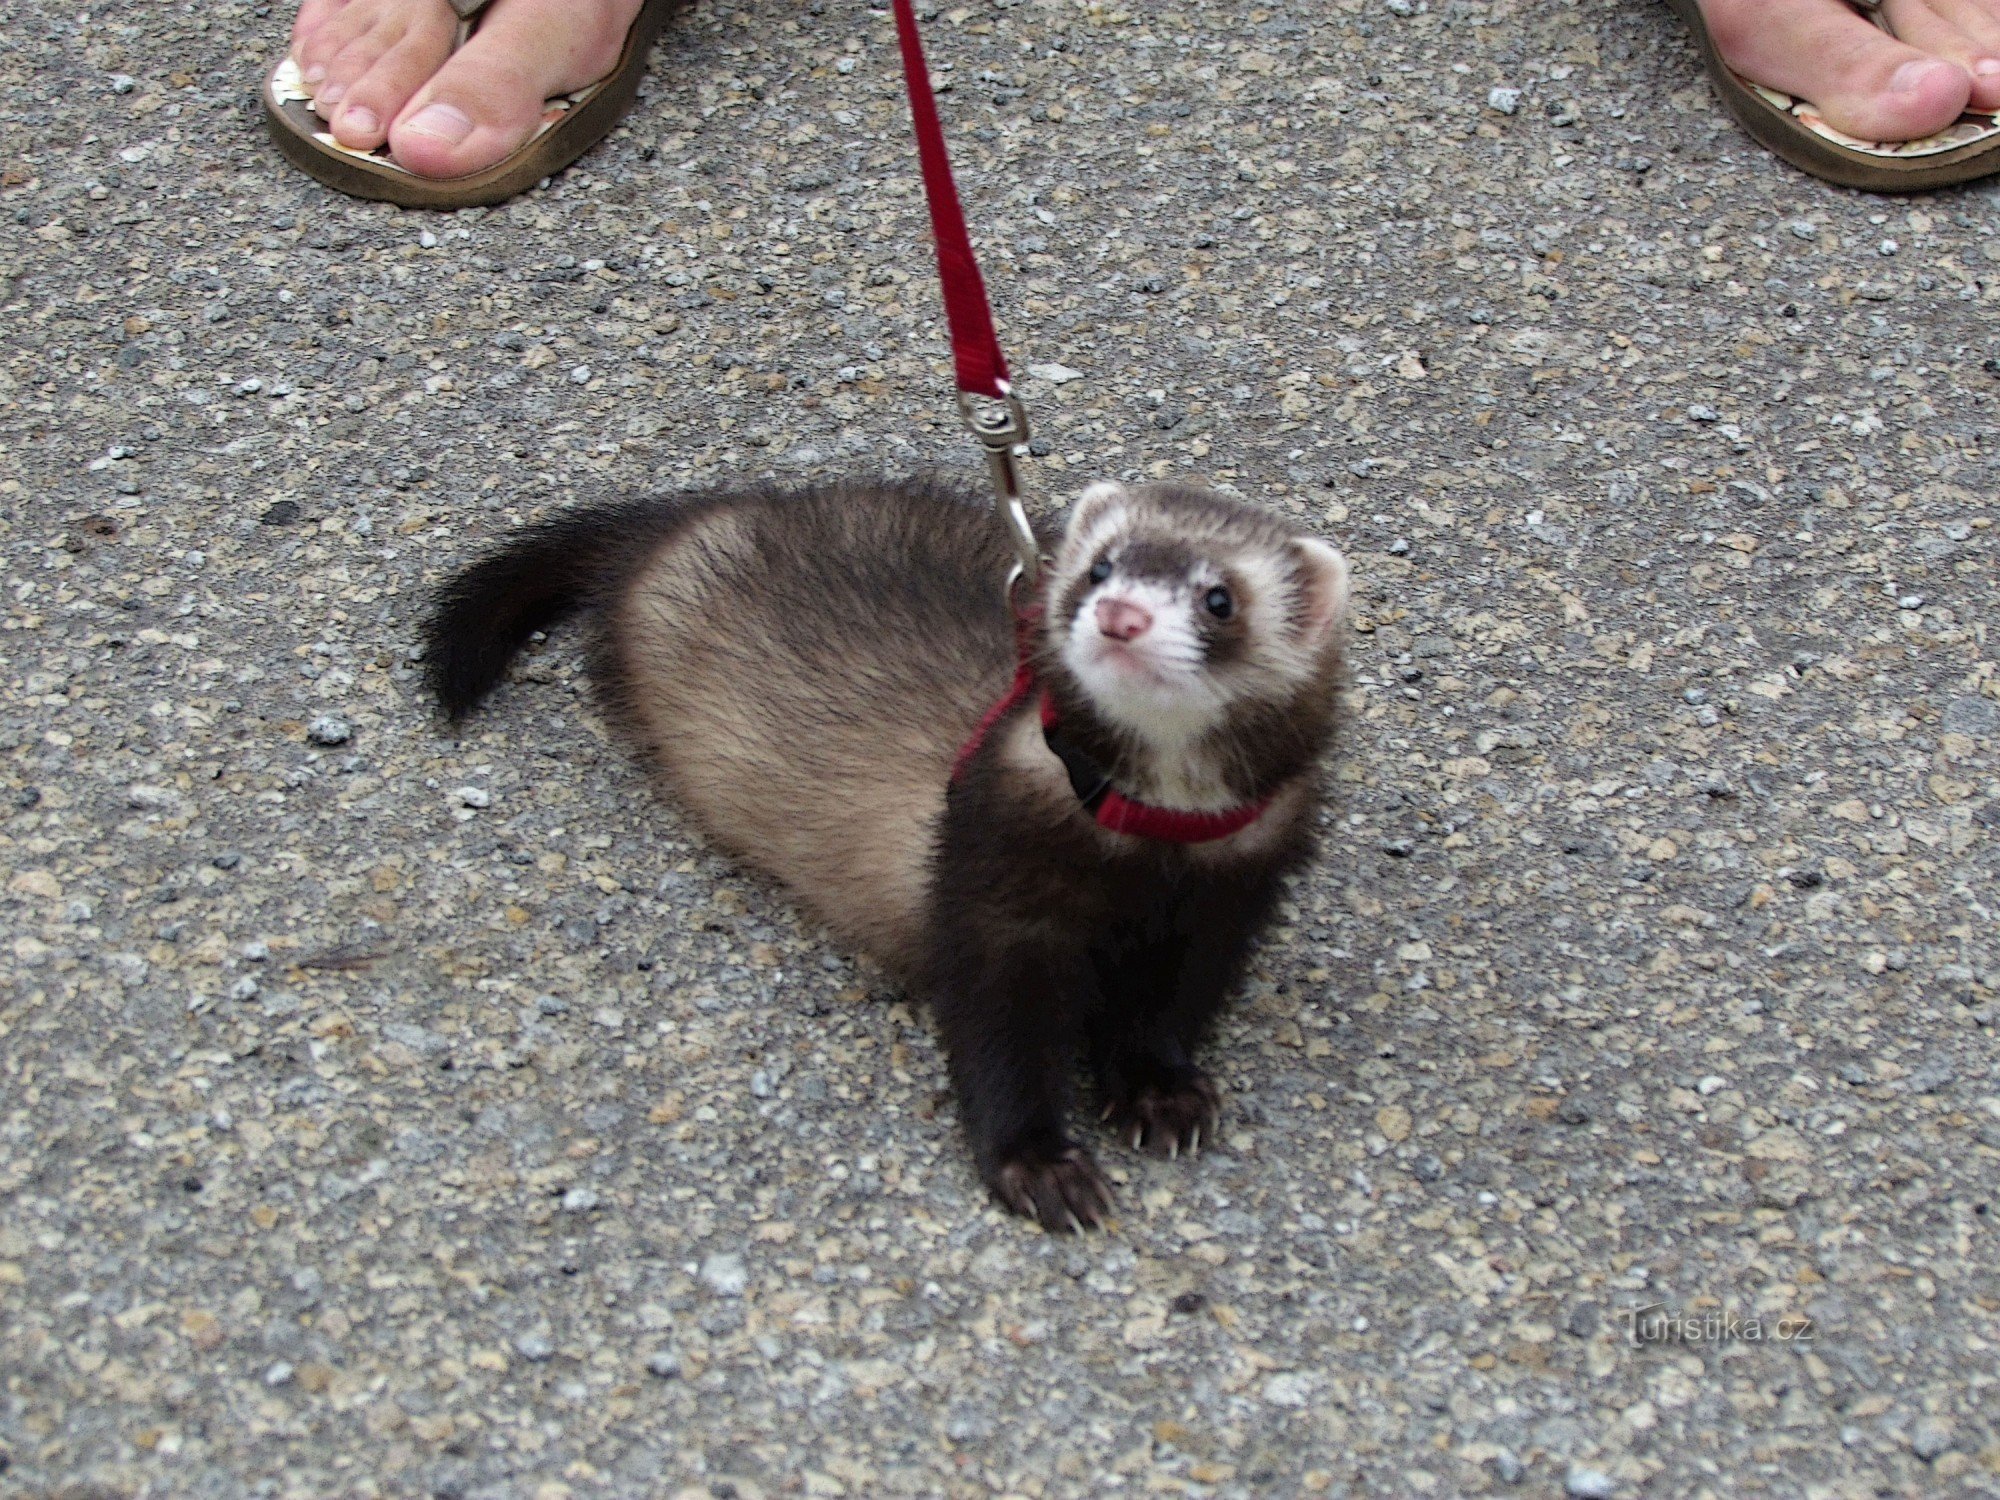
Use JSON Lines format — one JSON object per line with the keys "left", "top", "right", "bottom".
{"left": 1042, "top": 724, "right": 1113, "bottom": 813}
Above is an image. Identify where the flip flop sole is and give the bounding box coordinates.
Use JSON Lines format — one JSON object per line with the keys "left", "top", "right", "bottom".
{"left": 1662, "top": 0, "right": 2000, "bottom": 192}
{"left": 263, "top": 0, "right": 684, "bottom": 209}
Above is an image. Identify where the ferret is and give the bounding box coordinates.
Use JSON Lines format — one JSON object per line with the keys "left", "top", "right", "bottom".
{"left": 425, "top": 477, "right": 1351, "bottom": 1231}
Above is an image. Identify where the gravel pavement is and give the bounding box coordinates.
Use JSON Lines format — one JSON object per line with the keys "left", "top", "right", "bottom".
{"left": 4, "top": 0, "right": 1998, "bottom": 1495}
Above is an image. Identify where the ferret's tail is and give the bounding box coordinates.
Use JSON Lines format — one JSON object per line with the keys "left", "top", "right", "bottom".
{"left": 424, "top": 498, "right": 668, "bottom": 720}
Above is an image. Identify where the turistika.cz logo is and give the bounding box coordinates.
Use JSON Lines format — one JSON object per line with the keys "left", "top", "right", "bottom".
{"left": 1621, "top": 1304, "right": 1815, "bottom": 1346}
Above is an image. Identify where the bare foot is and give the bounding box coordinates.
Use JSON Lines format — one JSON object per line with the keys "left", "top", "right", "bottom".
{"left": 290, "top": 0, "right": 644, "bottom": 177}
{"left": 1701, "top": 0, "right": 2000, "bottom": 142}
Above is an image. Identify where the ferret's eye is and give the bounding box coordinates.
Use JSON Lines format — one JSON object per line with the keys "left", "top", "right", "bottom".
{"left": 1088, "top": 557, "right": 1113, "bottom": 584}
{"left": 1204, "top": 586, "right": 1234, "bottom": 620}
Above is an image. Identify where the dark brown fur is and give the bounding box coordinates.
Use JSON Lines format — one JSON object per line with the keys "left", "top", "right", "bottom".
{"left": 424, "top": 478, "right": 1348, "bottom": 1230}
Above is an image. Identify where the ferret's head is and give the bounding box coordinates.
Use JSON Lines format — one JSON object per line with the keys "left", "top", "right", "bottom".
{"left": 1036, "top": 480, "right": 1351, "bottom": 806}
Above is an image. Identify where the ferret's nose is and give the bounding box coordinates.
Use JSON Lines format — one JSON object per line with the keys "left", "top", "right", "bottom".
{"left": 1096, "top": 597, "right": 1153, "bottom": 642}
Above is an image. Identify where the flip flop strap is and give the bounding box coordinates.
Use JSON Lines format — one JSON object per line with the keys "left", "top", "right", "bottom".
{"left": 1849, "top": 0, "right": 1892, "bottom": 38}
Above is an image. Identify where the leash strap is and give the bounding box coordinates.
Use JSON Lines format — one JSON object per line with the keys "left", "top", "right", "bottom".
{"left": 890, "top": 0, "right": 1009, "bottom": 400}
{"left": 890, "top": 0, "right": 1040, "bottom": 587}
{"left": 949, "top": 606, "right": 1041, "bottom": 784}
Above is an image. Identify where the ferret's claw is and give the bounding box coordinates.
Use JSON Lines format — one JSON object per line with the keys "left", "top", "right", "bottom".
{"left": 1129, "top": 1126, "right": 1144, "bottom": 1151}
{"left": 1188, "top": 1125, "right": 1202, "bottom": 1156}
{"left": 1099, "top": 1101, "right": 1117, "bottom": 1122}
{"left": 1168, "top": 1139, "right": 1180, "bottom": 1161}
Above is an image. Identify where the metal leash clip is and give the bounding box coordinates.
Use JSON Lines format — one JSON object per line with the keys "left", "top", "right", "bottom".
{"left": 958, "top": 386, "right": 1041, "bottom": 593}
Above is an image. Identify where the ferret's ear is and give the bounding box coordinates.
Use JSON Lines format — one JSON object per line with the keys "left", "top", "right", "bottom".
{"left": 1291, "top": 537, "right": 1351, "bottom": 645}
{"left": 1065, "top": 480, "right": 1129, "bottom": 542}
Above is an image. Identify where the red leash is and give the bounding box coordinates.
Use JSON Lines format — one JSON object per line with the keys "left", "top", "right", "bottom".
{"left": 889, "top": 0, "right": 1009, "bottom": 403}
{"left": 889, "top": 0, "right": 1039, "bottom": 589}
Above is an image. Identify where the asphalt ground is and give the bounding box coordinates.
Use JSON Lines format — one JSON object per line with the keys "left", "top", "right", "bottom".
{"left": 2, "top": 0, "right": 1997, "bottom": 1495}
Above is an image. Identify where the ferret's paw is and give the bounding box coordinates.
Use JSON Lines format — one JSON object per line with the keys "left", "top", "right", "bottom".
{"left": 1105, "top": 1072, "right": 1222, "bottom": 1160}
{"left": 991, "top": 1144, "right": 1115, "bottom": 1233}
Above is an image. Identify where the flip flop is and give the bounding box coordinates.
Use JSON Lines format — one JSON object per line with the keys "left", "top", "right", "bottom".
{"left": 263, "top": 0, "right": 685, "bottom": 209}
{"left": 1663, "top": 0, "right": 2000, "bottom": 191}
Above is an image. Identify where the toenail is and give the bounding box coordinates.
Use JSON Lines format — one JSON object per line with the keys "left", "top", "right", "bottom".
{"left": 1976, "top": 58, "right": 2000, "bottom": 79}
{"left": 342, "top": 105, "right": 380, "bottom": 136}
{"left": 1888, "top": 59, "right": 1946, "bottom": 94}
{"left": 303, "top": 63, "right": 327, "bottom": 85}
{"left": 404, "top": 103, "right": 474, "bottom": 144}
{"left": 319, "top": 81, "right": 346, "bottom": 106}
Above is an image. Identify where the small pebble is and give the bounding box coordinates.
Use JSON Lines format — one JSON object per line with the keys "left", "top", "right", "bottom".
{"left": 1488, "top": 86, "right": 1522, "bottom": 114}
{"left": 306, "top": 716, "right": 351, "bottom": 747}
{"left": 1910, "top": 1416, "right": 1955, "bottom": 1462}
{"left": 1262, "top": 1372, "right": 1312, "bottom": 1407}
{"left": 456, "top": 786, "right": 491, "bottom": 808}
{"left": 698, "top": 1252, "right": 749, "bottom": 1297}
{"left": 1565, "top": 1466, "right": 1616, "bottom": 1499}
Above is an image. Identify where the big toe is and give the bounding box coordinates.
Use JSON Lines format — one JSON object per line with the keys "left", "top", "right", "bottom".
{"left": 1707, "top": 0, "right": 1974, "bottom": 141}
{"left": 1823, "top": 51, "right": 1976, "bottom": 140}
{"left": 387, "top": 51, "right": 555, "bottom": 177}
{"left": 384, "top": 0, "right": 641, "bottom": 177}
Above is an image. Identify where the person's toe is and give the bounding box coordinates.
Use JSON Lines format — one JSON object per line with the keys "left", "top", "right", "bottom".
{"left": 387, "top": 51, "right": 551, "bottom": 177}
{"left": 293, "top": 0, "right": 378, "bottom": 94}
{"left": 385, "top": 0, "right": 640, "bottom": 178}
{"left": 1978, "top": 56, "right": 2000, "bottom": 110}
{"left": 1883, "top": 0, "right": 2000, "bottom": 111}
{"left": 291, "top": 0, "right": 352, "bottom": 70}
{"left": 325, "top": 8, "right": 461, "bottom": 151}
{"left": 1706, "top": 0, "right": 1973, "bottom": 141}
{"left": 1841, "top": 52, "right": 1978, "bottom": 139}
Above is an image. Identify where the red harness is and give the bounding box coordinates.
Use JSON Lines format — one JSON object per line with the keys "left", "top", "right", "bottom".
{"left": 951, "top": 611, "right": 1270, "bottom": 845}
